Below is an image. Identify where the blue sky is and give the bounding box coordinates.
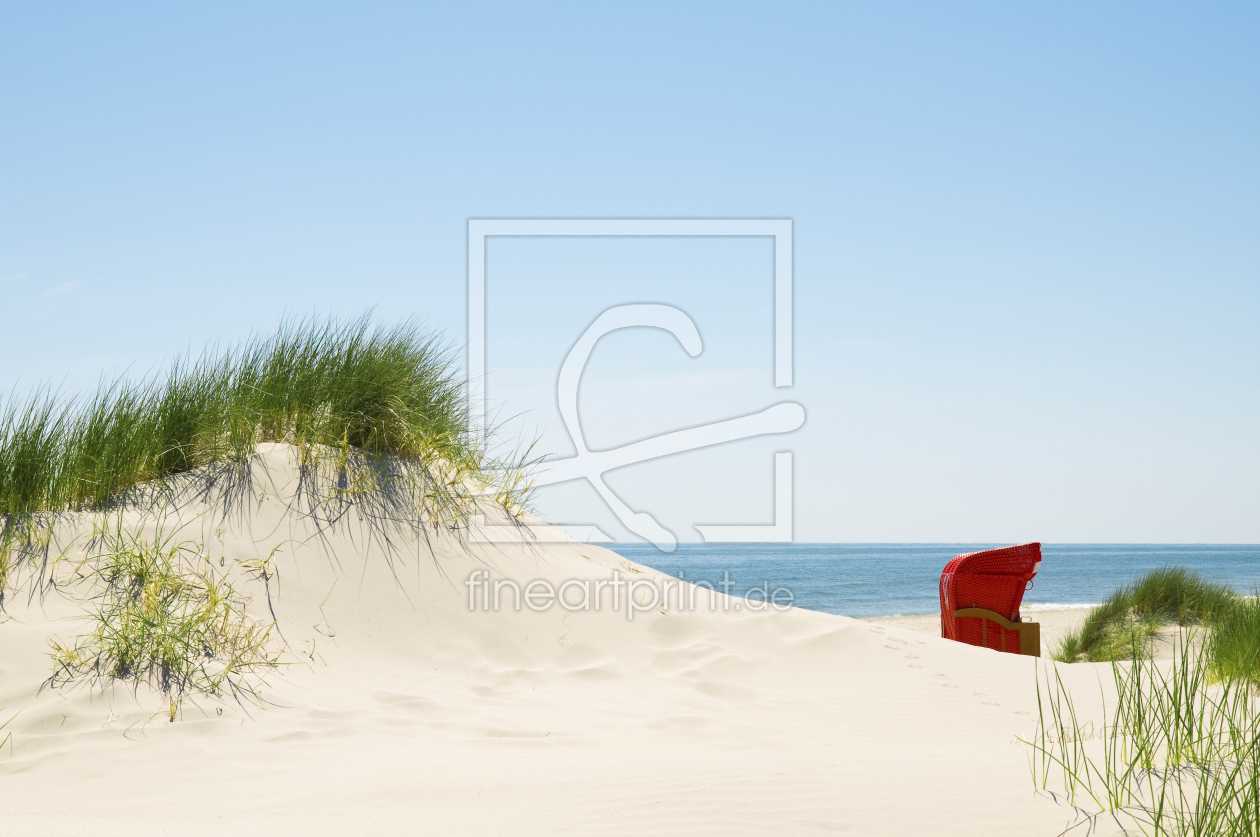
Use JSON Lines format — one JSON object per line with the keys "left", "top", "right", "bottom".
{"left": 1, "top": 2, "right": 1256, "bottom": 543}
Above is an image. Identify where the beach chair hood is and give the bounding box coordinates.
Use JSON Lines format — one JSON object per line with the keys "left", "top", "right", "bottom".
{"left": 939, "top": 542, "right": 1041, "bottom": 654}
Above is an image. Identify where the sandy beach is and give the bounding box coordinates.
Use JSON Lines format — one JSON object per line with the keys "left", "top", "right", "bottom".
{"left": 3, "top": 4, "right": 1255, "bottom": 833}
{"left": 866, "top": 607, "right": 1091, "bottom": 654}
{"left": 0, "top": 444, "right": 1126, "bottom": 837}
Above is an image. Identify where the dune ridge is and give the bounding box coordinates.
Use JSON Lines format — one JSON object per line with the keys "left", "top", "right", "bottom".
{"left": 0, "top": 444, "right": 1108, "bottom": 836}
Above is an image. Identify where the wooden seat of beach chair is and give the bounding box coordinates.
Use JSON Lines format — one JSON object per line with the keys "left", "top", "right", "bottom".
{"left": 939, "top": 542, "right": 1042, "bottom": 657}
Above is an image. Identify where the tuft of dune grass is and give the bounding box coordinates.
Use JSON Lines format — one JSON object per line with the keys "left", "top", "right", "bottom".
{"left": 0, "top": 314, "right": 533, "bottom": 589}
{"left": 1027, "top": 630, "right": 1260, "bottom": 831}
{"left": 1126, "top": 566, "right": 1236, "bottom": 625}
{"left": 1053, "top": 566, "right": 1260, "bottom": 686}
{"left": 1032, "top": 576, "right": 1260, "bottom": 829}
{"left": 2, "top": 314, "right": 538, "bottom": 713}
{"left": 0, "top": 314, "right": 474, "bottom": 517}
{"left": 49, "top": 524, "right": 278, "bottom": 706}
{"left": 1204, "top": 595, "right": 1260, "bottom": 685}
{"left": 1055, "top": 567, "right": 1236, "bottom": 664}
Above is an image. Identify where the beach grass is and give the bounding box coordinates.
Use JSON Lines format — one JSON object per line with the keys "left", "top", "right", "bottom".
{"left": 0, "top": 314, "right": 531, "bottom": 591}
{"left": 1027, "top": 632, "right": 1260, "bottom": 835}
{"left": 1031, "top": 567, "right": 1260, "bottom": 831}
{"left": 1204, "top": 597, "right": 1260, "bottom": 686}
{"left": 1053, "top": 567, "right": 1237, "bottom": 664}
{"left": 49, "top": 523, "right": 279, "bottom": 704}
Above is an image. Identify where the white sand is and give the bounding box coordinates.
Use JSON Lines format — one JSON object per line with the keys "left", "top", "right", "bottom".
{"left": 866, "top": 607, "right": 1092, "bottom": 655}
{"left": 0, "top": 445, "right": 1112, "bottom": 836}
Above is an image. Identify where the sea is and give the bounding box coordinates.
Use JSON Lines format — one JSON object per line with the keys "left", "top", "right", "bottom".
{"left": 604, "top": 543, "right": 1260, "bottom": 619}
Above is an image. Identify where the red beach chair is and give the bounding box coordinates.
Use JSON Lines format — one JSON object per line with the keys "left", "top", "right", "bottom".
{"left": 939, "top": 543, "right": 1042, "bottom": 657}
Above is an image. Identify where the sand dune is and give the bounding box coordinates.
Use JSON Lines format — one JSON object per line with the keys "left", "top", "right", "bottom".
{"left": 0, "top": 444, "right": 1108, "bottom": 836}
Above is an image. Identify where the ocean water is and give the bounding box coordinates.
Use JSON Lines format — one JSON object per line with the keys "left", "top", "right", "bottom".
{"left": 604, "top": 543, "right": 1260, "bottom": 619}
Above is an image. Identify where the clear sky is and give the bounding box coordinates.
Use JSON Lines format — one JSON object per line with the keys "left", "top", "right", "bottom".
{"left": 1, "top": 3, "right": 1257, "bottom": 543}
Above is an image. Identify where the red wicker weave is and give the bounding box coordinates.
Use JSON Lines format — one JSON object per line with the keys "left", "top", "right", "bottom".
{"left": 939, "top": 543, "right": 1041, "bottom": 654}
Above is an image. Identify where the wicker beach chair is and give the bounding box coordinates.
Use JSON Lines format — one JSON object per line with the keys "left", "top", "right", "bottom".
{"left": 939, "top": 542, "right": 1042, "bottom": 657}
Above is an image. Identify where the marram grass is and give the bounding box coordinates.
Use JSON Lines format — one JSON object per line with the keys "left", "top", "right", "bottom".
{"left": 1026, "top": 632, "right": 1260, "bottom": 836}
{"left": 1032, "top": 566, "right": 1260, "bottom": 833}
{"left": 1053, "top": 567, "right": 1237, "bottom": 665}
{"left": 49, "top": 524, "right": 278, "bottom": 704}
{"left": 0, "top": 314, "right": 533, "bottom": 590}
{"left": 1204, "top": 597, "right": 1260, "bottom": 686}
{"left": 0, "top": 314, "right": 474, "bottom": 517}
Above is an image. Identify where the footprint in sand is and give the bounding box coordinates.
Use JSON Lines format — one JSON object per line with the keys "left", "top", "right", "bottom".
{"left": 904, "top": 654, "right": 920, "bottom": 659}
